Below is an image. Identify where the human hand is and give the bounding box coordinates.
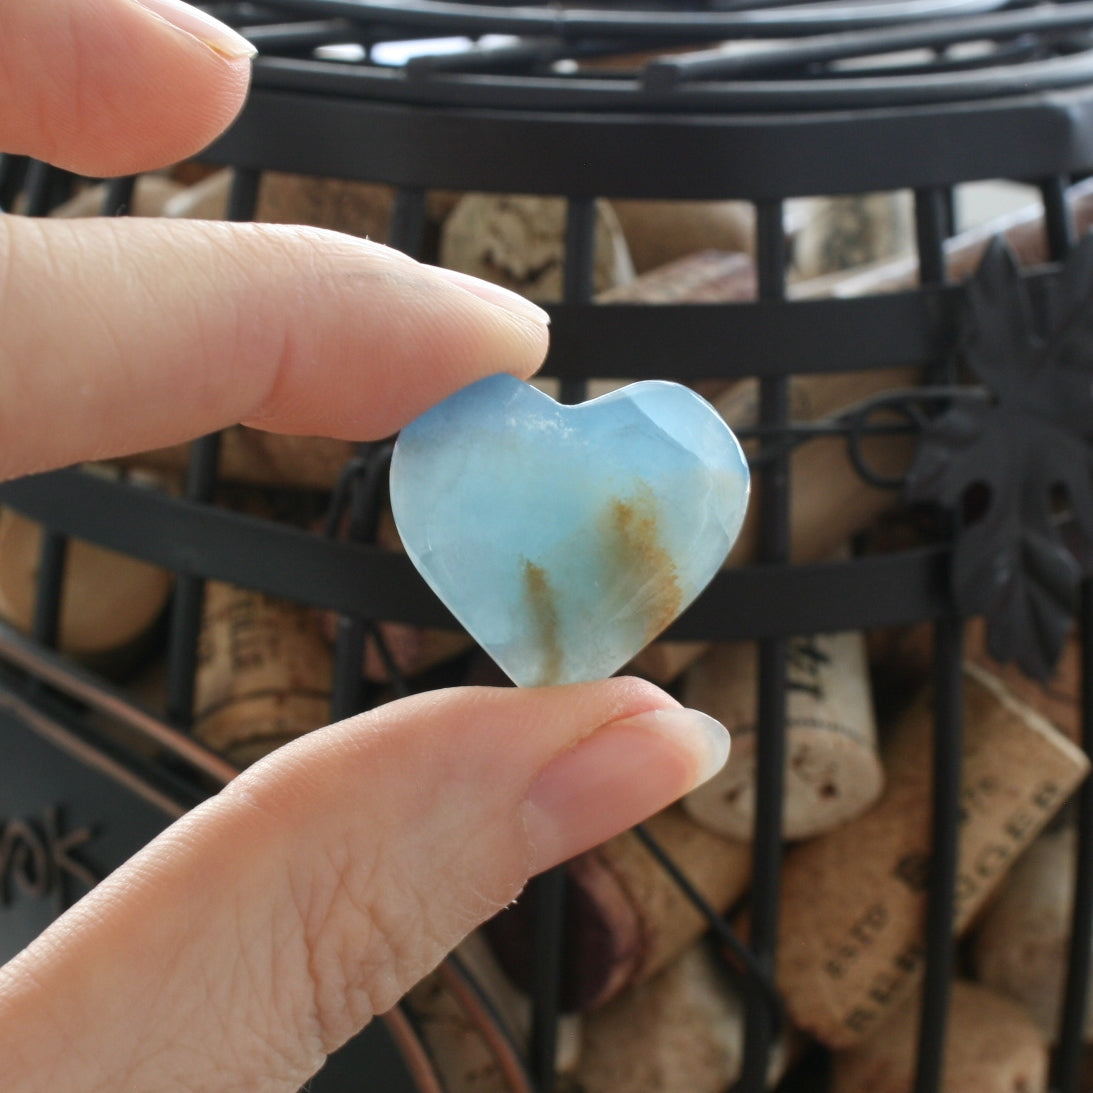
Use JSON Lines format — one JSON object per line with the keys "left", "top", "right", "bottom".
{"left": 0, "top": 3, "right": 731, "bottom": 1090}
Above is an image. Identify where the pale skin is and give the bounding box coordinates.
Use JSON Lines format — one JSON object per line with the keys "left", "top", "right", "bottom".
{"left": 0, "top": 2, "right": 730, "bottom": 1089}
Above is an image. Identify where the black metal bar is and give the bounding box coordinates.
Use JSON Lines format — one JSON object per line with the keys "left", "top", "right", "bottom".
{"left": 557, "top": 195, "right": 597, "bottom": 406}
{"left": 21, "top": 161, "right": 68, "bottom": 217}
{"left": 0, "top": 469, "right": 956, "bottom": 638}
{"left": 325, "top": 457, "right": 368, "bottom": 722}
{"left": 403, "top": 36, "right": 637, "bottom": 78}
{"left": 912, "top": 613, "right": 964, "bottom": 1093}
{"left": 1053, "top": 579, "right": 1093, "bottom": 1093}
{"left": 914, "top": 185, "right": 951, "bottom": 287}
{"left": 1041, "top": 173, "right": 1077, "bottom": 261}
{"left": 737, "top": 198, "right": 789, "bottom": 1093}
{"left": 164, "top": 168, "right": 260, "bottom": 728}
{"left": 388, "top": 186, "right": 428, "bottom": 257}
{"left": 909, "top": 180, "right": 961, "bottom": 1093}
{"left": 642, "top": 2, "right": 1093, "bottom": 88}
{"left": 633, "top": 823, "right": 780, "bottom": 1016}
{"left": 100, "top": 176, "right": 138, "bottom": 217}
{"left": 249, "top": 0, "right": 1031, "bottom": 45}
{"left": 329, "top": 179, "right": 425, "bottom": 715}
{"left": 0, "top": 154, "right": 28, "bottom": 212}
{"left": 238, "top": 17, "right": 359, "bottom": 52}
{"left": 330, "top": 446, "right": 395, "bottom": 721}
{"left": 545, "top": 268, "right": 1068, "bottom": 381}
{"left": 224, "top": 165, "right": 262, "bottom": 222}
{"left": 527, "top": 868, "right": 567, "bottom": 1093}
{"left": 206, "top": 81, "right": 1093, "bottom": 200}
{"left": 30, "top": 532, "right": 69, "bottom": 650}
{"left": 526, "top": 193, "right": 599, "bottom": 1093}
{"left": 330, "top": 616, "right": 370, "bottom": 718}
{"left": 564, "top": 196, "right": 597, "bottom": 304}
{"left": 165, "top": 434, "right": 223, "bottom": 728}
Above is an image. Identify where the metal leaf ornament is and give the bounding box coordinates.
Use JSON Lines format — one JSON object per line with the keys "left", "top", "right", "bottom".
{"left": 906, "top": 234, "right": 1093, "bottom": 680}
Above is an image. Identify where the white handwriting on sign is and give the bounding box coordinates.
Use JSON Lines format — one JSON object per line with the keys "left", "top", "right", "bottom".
{"left": 0, "top": 807, "right": 99, "bottom": 914}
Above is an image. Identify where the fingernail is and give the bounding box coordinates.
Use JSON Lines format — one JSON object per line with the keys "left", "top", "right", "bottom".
{"left": 133, "top": 0, "right": 257, "bottom": 60}
{"left": 427, "top": 265, "right": 551, "bottom": 326}
{"left": 520, "top": 707, "right": 729, "bottom": 874}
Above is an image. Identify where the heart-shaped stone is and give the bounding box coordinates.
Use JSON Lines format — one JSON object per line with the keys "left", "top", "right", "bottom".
{"left": 390, "top": 374, "right": 749, "bottom": 687}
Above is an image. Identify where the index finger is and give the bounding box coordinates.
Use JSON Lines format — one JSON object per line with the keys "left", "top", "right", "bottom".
{"left": 0, "top": 216, "right": 550, "bottom": 482}
{"left": 0, "top": 0, "right": 255, "bottom": 176}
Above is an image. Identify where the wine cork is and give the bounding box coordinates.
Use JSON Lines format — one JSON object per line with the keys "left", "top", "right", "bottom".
{"left": 682, "top": 629, "right": 884, "bottom": 841}
{"left": 255, "top": 172, "right": 395, "bottom": 237}
{"left": 194, "top": 581, "right": 333, "bottom": 766}
{"left": 596, "top": 248, "right": 756, "bottom": 306}
{"left": 788, "top": 191, "right": 914, "bottom": 281}
{"left": 405, "top": 972, "right": 513, "bottom": 1093}
{"left": 484, "top": 804, "right": 752, "bottom": 1011}
{"left": 966, "top": 616, "right": 1081, "bottom": 745}
{"left": 164, "top": 167, "right": 394, "bottom": 238}
{"left": 361, "top": 622, "right": 474, "bottom": 684}
{"left": 772, "top": 664, "right": 1089, "bottom": 1048}
{"left": 574, "top": 943, "right": 792, "bottom": 1093}
{"left": 407, "top": 932, "right": 580, "bottom": 1092}
{"left": 831, "top": 979, "right": 1049, "bottom": 1093}
{"left": 792, "top": 176, "right": 1093, "bottom": 301}
{"left": 972, "top": 825, "right": 1090, "bottom": 1041}
{"left": 439, "top": 194, "right": 634, "bottom": 302}
{"left": 0, "top": 507, "right": 172, "bottom": 662}
{"left": 609, "top": 199, "right": 754, "bottom": 274}
{"left": 165, "top": 167, "right": 458, "bottom": 253}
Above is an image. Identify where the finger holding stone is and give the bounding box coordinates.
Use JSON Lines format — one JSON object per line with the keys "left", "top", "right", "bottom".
{"left": 0, "top": 216, "right": 550, "bottom": 482}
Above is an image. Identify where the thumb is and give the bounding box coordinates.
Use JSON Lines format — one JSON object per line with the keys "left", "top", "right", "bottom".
{"left": 0, "top": 679, "right": 728, "bottom": 1090}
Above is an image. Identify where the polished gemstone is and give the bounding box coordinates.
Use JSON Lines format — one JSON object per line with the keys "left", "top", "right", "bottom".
{"left": 390, "top": 374, "right": 750, "bottom": 687}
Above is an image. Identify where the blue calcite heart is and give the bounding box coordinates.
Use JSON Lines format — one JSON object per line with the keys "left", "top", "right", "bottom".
{"left": 390, "top": 374, "right": 749, "bottom": 687}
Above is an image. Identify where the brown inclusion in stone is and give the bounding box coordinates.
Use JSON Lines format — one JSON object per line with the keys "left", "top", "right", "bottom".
{"left": 604, "top": 485, "right": 682, "bottom": 649}
{"left": 520, "top": 485, "right": 683, "bottom": 686}
{"left": 523, "top": 558, "right": 563, "bottom": 686}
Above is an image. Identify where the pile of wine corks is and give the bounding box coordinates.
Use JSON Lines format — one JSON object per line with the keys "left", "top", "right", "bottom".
{"left": 9, "top": 168, "right": 1093, "bottom": 1091}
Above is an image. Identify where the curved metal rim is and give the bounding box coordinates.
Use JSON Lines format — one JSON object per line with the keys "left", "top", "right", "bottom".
{"left": 206, "top": 80, "right": 1093, "bottom": 199}
{"left": 251, "top": 42, "right": 1093, "bottom": 113}
{"left": 252, "top": 0, "right": 1016, "bottom": 40}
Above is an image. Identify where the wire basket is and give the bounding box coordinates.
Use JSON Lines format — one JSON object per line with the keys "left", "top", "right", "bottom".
{"left": 4, "top": 2, "right": 1093, "bottom": 1090}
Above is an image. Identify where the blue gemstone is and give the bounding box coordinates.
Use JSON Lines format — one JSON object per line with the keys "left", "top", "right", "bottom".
{"left": 390, "top": 374, "right": 749, "bottom": 687}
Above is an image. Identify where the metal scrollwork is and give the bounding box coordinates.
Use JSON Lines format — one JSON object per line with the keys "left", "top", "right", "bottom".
{"left": 906, "top": 234, "right": 1093, "bottom": 679}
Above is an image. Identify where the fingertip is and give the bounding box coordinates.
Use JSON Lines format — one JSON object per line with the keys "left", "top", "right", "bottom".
{"left": 425, "top": 265, "right": 552, "bottom": 328}
{"left": 130, "top": 0, "right": 257, "bottom": 62}
{"left": 513, "top": 677, "right": 721, "bottom": 874}
{"left": 520, "top": 702, "right": 730, "bottom": 874}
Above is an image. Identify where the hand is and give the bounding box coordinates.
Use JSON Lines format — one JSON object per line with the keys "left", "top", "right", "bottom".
{"left": 0, "top": 3, "right": 731, "bottom": 1090}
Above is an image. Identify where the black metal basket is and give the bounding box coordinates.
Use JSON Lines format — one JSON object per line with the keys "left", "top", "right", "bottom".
{"left": 5, "top": 2, "right": 1093, "bottom": 1090}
